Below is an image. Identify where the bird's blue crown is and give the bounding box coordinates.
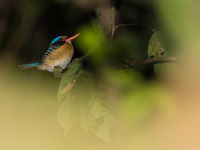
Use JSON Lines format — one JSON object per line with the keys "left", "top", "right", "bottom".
{"left": 50, "top": 36, "right": 63, "bottom": 45}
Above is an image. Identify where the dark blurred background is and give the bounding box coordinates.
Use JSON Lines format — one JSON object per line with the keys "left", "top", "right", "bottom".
{"left": 0, "top": 0, "right": 159, "bottom": 78}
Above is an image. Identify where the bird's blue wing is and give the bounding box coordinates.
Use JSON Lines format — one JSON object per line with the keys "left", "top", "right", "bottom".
{"left": 41, "top": 44, "right": 62, "bottom": 62}
{"left": 50, "top": 36, "right": 62, "bottom": 45}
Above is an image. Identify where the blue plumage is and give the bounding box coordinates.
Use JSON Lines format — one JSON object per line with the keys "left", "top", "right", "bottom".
{"left": 50, "top": 36, "right": 62, "bottom": 45}
{"left": 41, "top": 43, "right": 63, "bottom": 62}
{"left": 19, "top": 62, "right": 40, "bottom": 70}
{"left": 19, "top": 36, "right": 66, "bottom": 71}
{"left": 19, "top": 42, "right": 63, "bottom": 70}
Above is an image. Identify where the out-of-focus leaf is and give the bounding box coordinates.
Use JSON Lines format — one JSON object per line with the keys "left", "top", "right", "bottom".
{"left": 77, "top": 24, "right": 102, "bottom": 51}
{"left": 108, "top": 69, "right": 143, "bottom": 87}
{"left": 57, "top": 63, "right": 113, "bottom": 142}
{"left": 57, "top": 63, "right": 83, "bottom": 134}
{"left": 120, "top": 83, "right": 174, "bottom": 127}
{"left": 88, "top": 95, "right": 113, "bottom": 142}
{"left": 76, "top": 24, "right": 107, "bottom": 62}
{"left": 155, "top": 0, "right": 191, "bottom": 45}
{"left": 57, "top": 63, "right": 82, "bottom": 102}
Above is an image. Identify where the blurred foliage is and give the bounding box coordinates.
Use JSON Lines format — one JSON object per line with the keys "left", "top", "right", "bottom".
{"left": 77, "top": 23, "right": 108, "bottom": 62}
{"left": 120, "top": 83, "right": 174, "bottom": 127}
{"left": 57, "top": 63, "right": 113, "bottom": 142}
{"left": 1, "top": 0, "right": 200, "bottom": 149}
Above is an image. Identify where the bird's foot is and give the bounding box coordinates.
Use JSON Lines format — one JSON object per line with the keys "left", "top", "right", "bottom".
{"left": 53, "top": 66, "right": 64, "bottom": 78}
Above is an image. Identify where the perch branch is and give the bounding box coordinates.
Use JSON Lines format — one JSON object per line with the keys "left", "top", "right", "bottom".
{"left": 123, "top": 57, "right": 177, "bottom": 68}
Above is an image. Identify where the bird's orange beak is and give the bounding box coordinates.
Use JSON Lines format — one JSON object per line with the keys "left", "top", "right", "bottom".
{"left": 65, "top": 33, "right": 80, "bottom": 42}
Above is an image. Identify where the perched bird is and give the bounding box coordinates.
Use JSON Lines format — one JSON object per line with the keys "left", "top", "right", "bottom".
{"left": 19, "top": 34, "right": 80, "bottom": 72}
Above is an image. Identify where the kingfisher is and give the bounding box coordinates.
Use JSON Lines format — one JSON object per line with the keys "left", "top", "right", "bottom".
{"left": 19, "top": 34, "right": 80, "bottom": 72}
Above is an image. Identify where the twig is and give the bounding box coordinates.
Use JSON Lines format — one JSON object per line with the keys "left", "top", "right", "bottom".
{"left": 115, "top": 23, "right": 154, "bottom": 32}
{"left": 76, "top": 49, "right": 92, "bottom": 62}
{"left": 123, "top": 57, "right": 177, "bottom": 68}
{"left": 111, "top": 23, "right": 154, "bottom": 39}
{"left": 72, "top": 49, "right": 92, "bottom": 63}
{"left": 111, "top": 7, "right": 117, "bottom": 40}
{"left": 109, "top": 4, "right": 153, "bottom": 39}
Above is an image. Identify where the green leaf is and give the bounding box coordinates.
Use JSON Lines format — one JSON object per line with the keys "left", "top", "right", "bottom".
{"left": 76, "top": 25, "right": 102, "bottom": 52}
{"left": 57, "top": 63, "right": 83, "bottom": 134}
{"left": 148, "top": 31, "right": 171, "bottom": 75}
{"left": 57, "top": 63, "right": 82, "bottom": 101}
{"left": 148, "top": 31, "right": 167, "bottom": 58}
{"left": 87, "top": 95, "right": 113, "bottom": 142}
{"left": 76, "top": 24, "right": 107, "bottom": 63}
{"left": 57, "top": 63, "right": 113, "bottom": 142}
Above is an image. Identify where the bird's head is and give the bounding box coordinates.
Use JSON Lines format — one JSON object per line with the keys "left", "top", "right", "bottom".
{"left": 50, "top": 33, "right": 80, "bottom": 45}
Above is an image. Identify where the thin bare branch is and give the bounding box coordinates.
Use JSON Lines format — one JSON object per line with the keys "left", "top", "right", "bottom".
{"left": 123, "top": 57, "right": 177, "bottom": 68}
{"left": 115, "top": 23, "right": 153, "bottom": 31}
{"left": 111, "top": 7, "right": 117, "bottom": 40}
{"left": 111, "top": 23, "right": 154, "bottom": 38}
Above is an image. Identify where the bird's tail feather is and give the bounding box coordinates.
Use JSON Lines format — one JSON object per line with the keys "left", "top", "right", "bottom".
{"left": 19, "top": 62, "right": 40, "bottom": 70}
